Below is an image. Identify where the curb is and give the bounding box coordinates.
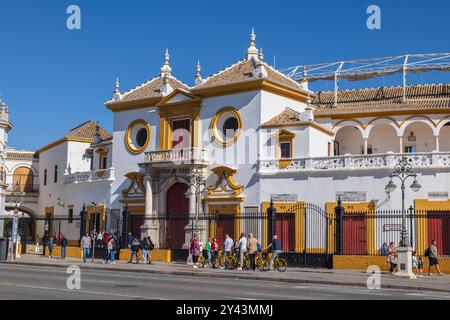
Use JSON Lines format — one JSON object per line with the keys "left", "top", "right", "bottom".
{"left": 2, "top": 261, "right": 450, "bottom": 294}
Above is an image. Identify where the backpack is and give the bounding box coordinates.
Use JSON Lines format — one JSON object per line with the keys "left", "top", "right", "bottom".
{"left": 424, "top": 247, "right": 430, "bottom": 257}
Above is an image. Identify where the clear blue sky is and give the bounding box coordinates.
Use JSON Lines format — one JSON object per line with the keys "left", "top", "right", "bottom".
{"left": 0, "top": 0, "right": 449, "bottom": 150}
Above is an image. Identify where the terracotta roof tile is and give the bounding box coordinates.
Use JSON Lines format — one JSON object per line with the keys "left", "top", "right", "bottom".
{"left": 120, "top": 76, "right": 190, "bottom": 102}
{"left": 65, "top": 120, "right": 111, "bottom": 141}
{"left": 314, "top": 84, "right": 450, "bottom": 115}
{"left": 195, "top": 59, "right": 304, "bottom": 92}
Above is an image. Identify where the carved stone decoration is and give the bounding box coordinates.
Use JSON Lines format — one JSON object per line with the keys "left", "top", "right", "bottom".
{"left": 122, "top": 172, "right": 146, "bottom": 198}
{"left": 208, "top": 166, "right": 244, "bottom": 196}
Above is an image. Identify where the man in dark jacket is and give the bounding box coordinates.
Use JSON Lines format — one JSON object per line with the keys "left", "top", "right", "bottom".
{"left": 128, "top": 237, "right": 141, "bottom": 264}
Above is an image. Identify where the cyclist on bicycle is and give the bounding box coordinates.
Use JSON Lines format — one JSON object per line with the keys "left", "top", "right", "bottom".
{"left": 266, "top": 234, "right": 282, "bottom": 271}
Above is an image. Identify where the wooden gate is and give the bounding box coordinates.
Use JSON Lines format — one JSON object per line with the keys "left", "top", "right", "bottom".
{"left": 343, "top": 214, "right": 367, "bottom": 255}
{"left": 427, "top": 211, "right": 450, "bottom": 256}
{"left": 166, "top": 183, "right": 189, "bottom": 249}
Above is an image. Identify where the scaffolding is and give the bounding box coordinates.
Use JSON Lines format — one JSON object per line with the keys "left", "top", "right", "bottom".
{"left": 280, "top": 53, "right": 450, "bottom": 106}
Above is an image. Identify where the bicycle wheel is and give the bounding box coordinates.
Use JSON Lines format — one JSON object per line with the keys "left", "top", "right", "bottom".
{"left": 256, "top": 256, "right": 265, "bottom": 271}
{"left": 225, "top": 256, "right": 236, "bottom": 269}
{"left": 198, "top": 255, "right": 206, "bottom": 268}
{"left": 275, "top": 258, "right": 287, "bottom": 272}
{"left": 214, "top": 256, "right": 222, "bottom": 268}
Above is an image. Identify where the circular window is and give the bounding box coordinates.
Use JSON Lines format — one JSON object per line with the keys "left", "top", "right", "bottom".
{"left": 125, "top": 120, "right": 150, "bottom": 154}
{"left": 211, "top": 107, "right": 243, "bottom": 146}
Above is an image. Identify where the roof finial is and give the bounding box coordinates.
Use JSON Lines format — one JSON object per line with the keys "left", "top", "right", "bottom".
{"left": 258, "top": 48, "right": 264, "bottom": 61}
{"left": 246, "top": 28, "right": 259, "bottom": 60}
{"left": 195, "top": 60, "right": 204, "bottom": 86}
{"left": 112, "top": 77, "right": 122, "bottom": 101}
{"left": 161, "top": 48, "right": 172, "bottom": 77}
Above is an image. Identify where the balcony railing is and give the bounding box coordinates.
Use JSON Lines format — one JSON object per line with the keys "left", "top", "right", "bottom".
{"left": 64, "top": 168, "right": 115, "bottom": 184}
{"left": 258, "top": 152, "right": 450, "bottom": 174}
{"left": 144, "top": 148, "right": 208, "bottom": 166}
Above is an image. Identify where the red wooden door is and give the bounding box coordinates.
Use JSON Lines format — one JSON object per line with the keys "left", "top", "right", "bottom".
{"left": 166, "top": 183, "right": 189, "bottom": 249}
{"left": 343, "top": 215, "right": 366, "bottom": 255}
{"left": 129, "top": 215, "right": 144, "bottom": 238}
{"left": 275, "top": 214, "right": 295, "bottom": 252}
{"left": 216, "top": 217, "right": 235, "bottom": 249}
{"left": 427, "top": 211, "right": 450, "bottom": 256}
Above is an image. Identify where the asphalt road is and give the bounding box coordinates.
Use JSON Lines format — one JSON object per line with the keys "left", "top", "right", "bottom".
{"left": 0, "top": 264, "right": 449, "bottom": 300}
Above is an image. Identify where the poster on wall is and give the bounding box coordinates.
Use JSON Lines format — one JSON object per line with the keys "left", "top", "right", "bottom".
{"left": 336, "top": 191, "right": 367, "bottom": 202}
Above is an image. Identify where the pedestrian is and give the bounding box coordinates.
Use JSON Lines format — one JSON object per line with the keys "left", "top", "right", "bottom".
{"left": 426, "top": 240, "right": 444, "bottom": 276}
{"left": 47, "top": 236, "right": 54, "bottom": 258}
{"left": 187, "top": 237, "right": 194, "bottom": 266}
{"left": 190, "top": 234, "right": 200, "bottom": 269}
{"left": 412, "top": 251, "right": 419, "bottom": 276}
{"left": 57, "top": 231, "right": 63, "bottom": 246}
{"left": 147, "top": 237, "right": 154, "bottom": 264}
{"left": 108, "top": 238, "right": 117, "bottom": 264}
{"left": 61, "top": 235, "right": 68, "bottom": 259}
{"left": 418, "top": 256, "right": 424, "bottom": 277}
{"left": 127, "top": 232, "right": 133, "bottom": 249}
{"left": 205, "top": 238, "right": 212, "bottom": 268}
{"left": 42, "top": 234, "right": 48, "bottom": 256}
{"left": 266, "top": 234, "right": 283, "bottom": 271}
{"left": 237, "top": 233, "right": 248, "bottom": 271}
{"left": 81, "top": 233, "right": 91, "bottom": 263}
{"left": 247, "top": 233, "right": 260, "bottom": 271}
{"left": 102, "top": 232, "right": 110, "bottom": 262}
{"left": 387, "top": 242, "right": 398, "bottom": 274}
{"left": 35, "top": 235, "right": 40, "bottom": 253}
{"left": 141, "top": 236, "right": 151, "bottom": 264}
{"left": 379, "top": 243, "right": 388, "bottom": 256}
{"left": 221, "top": 233, "right": 234, "bottom": 270}
{"left": 128, "top": 236, "right": 140, "bottom": 264}
{"left": 211, "top": 238, "right": 219, "bottom": 268}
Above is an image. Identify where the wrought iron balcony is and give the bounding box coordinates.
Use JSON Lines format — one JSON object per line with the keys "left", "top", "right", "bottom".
{"left": 144, "top": 147, "right": 208, "bottom": 166}
{"left": 258, "top": 152, "right": 450, "bottom": 174}
{"left": 64, "top": 168, "right": 115, "bottom": 184}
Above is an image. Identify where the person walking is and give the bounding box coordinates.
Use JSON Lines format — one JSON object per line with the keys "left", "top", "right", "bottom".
{"left": 221, "top": 233, "right": 234, "bottom": 270}
{"left": 237, "top": 233, "right": 248, "bottom": 271}
{"left": 266, "top": 234, "right": 282, "bottom": 271}
{"left": 35, "top": 235, "right": 40, "bottom": 253}
{"left": 387, "top": 242, "right": 398, "bottom": 274}
{"left": 42, "top": 234, "right": 48, "bottom": 256}
{"left": 379, "top": 243, "right": 388, "bottom": 256}
{"left": 205, "top": 238, "right": 212, "bottom": 268}
{"left": 127, "top": 232, "right": 133, "bottom": 249}
{"left": 247, "top": 233, "right": 260, "bottom": 271}
{"left": 47, "top": 236, "right": 54, "bottom": 258}
{"left": 108, "top": 238, "right": 117, "bottom": 264}
{"left": 190, "top": 234, "right": 201, "bottom": 269}
{"left": 426, "top": 240, "right": 444, "bottom": 276}
{"left": 81, "top": 233, "right": 91, "bottom": 263}
{"left": 141, "top": 236, "right": 151, "bottom": 264}
{"left": 211, "top": 238, "right": 219, "bottom": 268}
{"left": 147, "top": 237, "right": 154, "bottom": 264}
{"left": 128, "top": 236, "right": 140, "bottom": 264}
{"left": 60, "top": 235, "right": 68, "bottom": 259}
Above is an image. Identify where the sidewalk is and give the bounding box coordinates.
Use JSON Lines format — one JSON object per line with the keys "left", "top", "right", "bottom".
{"left": 2, "top": 253, "right": 450, "bottom": 293}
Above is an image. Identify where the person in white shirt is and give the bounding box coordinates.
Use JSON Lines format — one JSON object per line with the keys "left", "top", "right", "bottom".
{"left": 237, "top": 233, "right": 248, "bottom": 271}
{"left": 221, "top": 234, "right": 234, "bottom": 269}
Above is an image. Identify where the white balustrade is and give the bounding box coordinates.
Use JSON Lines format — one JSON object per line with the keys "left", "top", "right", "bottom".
{"left": 258, "top": 152, "right": 450, "bottom": 174}
{"left": 64, "top": 168, "right": 115, "bottom": 184}
{"left": 144, "top": 148, "right": 208, "bottom": 165}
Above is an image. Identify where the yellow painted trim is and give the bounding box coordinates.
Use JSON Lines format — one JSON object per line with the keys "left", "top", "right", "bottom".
{"left": 399, "top": 115, "right": 437, "bottom": 128}
{"left": 208, "top": 166, "right": 244, "bottom": 196}
{"left": 332, "top": 118, "right": 366, "bottom": 130}
{"left": 436, "top": 115, "right": 450, "bottom": 127}
{"left": 119, "top": 199, "right": 145, "bottom": 204}
{"left": 155, "top": 88, "right": 201, "bottom": 107}
{"left": 121, "top": 172, "right": 146, "bottom": 198}
{"left": 262, "top": 122, "right": 334, "bottom": 137}
{"left": 210, "top": 107, "right": 243, "bottom": 147}
{"left": 125, "top": 119, "right": 151, "bottom": 155}
{"left": 367, "top": 116, "right": 401, "bottom": 128}
{"left": 105, "top": 97, "right": 161, "bottom": 112}
{"left": 37, "top": 137, "right": 95, "bottom": 154}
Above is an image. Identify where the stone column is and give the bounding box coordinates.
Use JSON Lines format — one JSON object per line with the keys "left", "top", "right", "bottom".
{"left": 435, "top": 135, "right": 440, "bottom": 152}
{"left": 141, "top": 175, "right": 159, "bottom": 246}
{"left": 399, "top": 136, "right": 403, "bottom": 153}
{"left": 363, "top": 138, "right": 368, "bottom": 155}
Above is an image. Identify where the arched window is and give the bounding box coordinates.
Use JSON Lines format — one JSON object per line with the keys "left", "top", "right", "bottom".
{"left": 13, "top": 167, "right": 34, "bottom": 192}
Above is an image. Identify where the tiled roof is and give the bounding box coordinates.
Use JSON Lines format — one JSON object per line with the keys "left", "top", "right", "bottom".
{"left": 314, "top": 84, "right": 450, "bottom": 115}
{"left": 195, "top": 59, "right": 304, "bottom": 92}
{"left": 64, "top": 120, "right": 111, "bottom": 141}
{"left": 120, "top": 76, "right": 190, "bottom": 102}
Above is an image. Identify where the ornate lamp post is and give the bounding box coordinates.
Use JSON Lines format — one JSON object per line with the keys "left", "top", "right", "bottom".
{"left": 385, "top": 155, "right": 421, "bottom": 279}
{"left": 184, "top": 169, "right": 208, "bottom": 239}
{"left": 10, "top": 182, "right": 23, "bottom": 260}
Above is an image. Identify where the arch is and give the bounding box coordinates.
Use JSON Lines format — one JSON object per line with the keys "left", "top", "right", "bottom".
{"left": 165, "top": 182, "right": 189, "bottom": 249}
{"left": 4, "top": 205, "right": 37, "bottom": 241}
{"left": 12, "top": 166, "right": 34, "bottom": 192}
{"left": 436, "top": 115, "right": 450, "bottom": 133}
{"left": 333, "top": 119, "right": 366, "bottom": 135}
{"left": 366, "top": 117, "right": 401, "bottom": 137}
{"left": 399, "top": 115, "right": 437, "bottom": 136}
{"left": 367, "top": 123, "right": 400, "bottom": 154}
{"left": 5, "top": 205, "right": 37, "bottom": 217}
{"left": 7, "top": 163, "right": 38, "bottom": 175}
{"left": 401, "top": 121, "right": 436, "bottom": 153}
{"left": 334, "top": 125, "right": 364, "bottom": 155}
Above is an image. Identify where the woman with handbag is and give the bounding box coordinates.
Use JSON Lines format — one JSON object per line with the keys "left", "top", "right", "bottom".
{"left": 387, "top": 242, "right": 398, "bottom": 274}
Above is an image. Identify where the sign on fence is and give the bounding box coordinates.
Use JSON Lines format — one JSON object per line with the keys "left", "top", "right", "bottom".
{"left": 383, "top": 224, "right": 402, "bottom": 232}
{"left": 270, "top": 194, "right": 298, "bottom": 202}
{"left": 428, "top": 192, "right": 449, "bottom": 201}
{"left": 336, "top": 191, "right": 367, "bottom": 202}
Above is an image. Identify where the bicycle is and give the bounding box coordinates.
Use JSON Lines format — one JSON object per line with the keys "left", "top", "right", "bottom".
{"left": 260, "top": 251, "right": 288, "bottom": 272}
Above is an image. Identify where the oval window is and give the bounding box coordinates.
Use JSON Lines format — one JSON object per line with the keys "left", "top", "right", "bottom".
{"left": 136, "top": 128, "right": 148, "bottom": 148}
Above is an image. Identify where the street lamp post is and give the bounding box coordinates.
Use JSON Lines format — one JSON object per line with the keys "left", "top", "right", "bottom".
{"left": 10, "top": 182, "right": 23, "bottom": 261}
{"left": 384, "top": 155, "right": 421, "bottom": 279}
{"left": 184, "top": 169, "right": 208, "bottom": 240}
{"left": 91, "top": 202, "right": 98, "bottom": 262}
